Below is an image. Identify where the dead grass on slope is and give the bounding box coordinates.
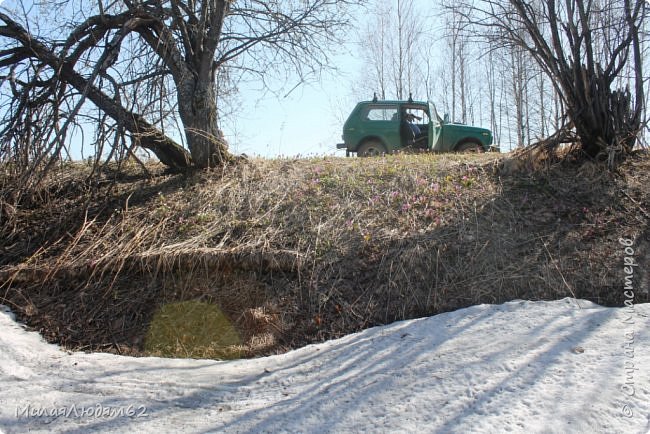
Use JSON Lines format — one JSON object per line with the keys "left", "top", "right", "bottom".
{"left": 1, "top": 151, "right": 648, "bottom": 358}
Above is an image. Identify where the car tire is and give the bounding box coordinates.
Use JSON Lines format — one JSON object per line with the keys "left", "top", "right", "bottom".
{"left": 455, "top": 141, "right": 484, "bottom": 153}
{"left": 357, "top": 141, "right": 387, "bottom": 157}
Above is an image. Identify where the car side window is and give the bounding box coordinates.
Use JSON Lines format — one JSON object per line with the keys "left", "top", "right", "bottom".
{"left": 365, "top": 107, "right": 398, "bottom": 121}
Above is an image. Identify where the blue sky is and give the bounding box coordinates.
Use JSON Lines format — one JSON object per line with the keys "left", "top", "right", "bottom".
{"left": 225, "top": 52, "right": 362, "bottom": 158}
{"left": 222, "top": 6, "right": 372, "bottom": 159}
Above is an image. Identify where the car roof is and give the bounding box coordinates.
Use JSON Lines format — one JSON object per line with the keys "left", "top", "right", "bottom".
{"left": 360, "top": 100, "right": 428, "bottom": 106}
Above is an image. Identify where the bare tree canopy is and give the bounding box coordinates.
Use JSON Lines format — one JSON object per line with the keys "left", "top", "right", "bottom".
{"left": 356, "top": 0, "right": 426, "bottom": 101}
{"left": 448, "top": 0, "right": 647, "bottom": 164}
{"left": 0, "top": 0, "right": 359, "bottom": 176}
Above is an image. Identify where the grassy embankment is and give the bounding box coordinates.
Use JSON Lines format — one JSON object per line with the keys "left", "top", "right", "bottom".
{"left": 1, "top": 151, "right": 648, "bottom": 358}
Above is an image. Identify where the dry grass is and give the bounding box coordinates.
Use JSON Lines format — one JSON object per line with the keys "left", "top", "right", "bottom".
{"left": 1, "top": 151, "right": 649, "bottom": 358}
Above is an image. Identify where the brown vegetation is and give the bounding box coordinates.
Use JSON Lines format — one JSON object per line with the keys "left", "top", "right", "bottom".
{"left": 1, "top": 152, "right": 649, "bottom": 358}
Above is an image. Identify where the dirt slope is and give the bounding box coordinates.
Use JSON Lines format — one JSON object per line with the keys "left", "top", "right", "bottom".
{"left": 1, "top": 152, "right": 648, "bottom": 358}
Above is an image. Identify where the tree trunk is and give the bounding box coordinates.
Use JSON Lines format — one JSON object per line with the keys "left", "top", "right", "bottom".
{"left": 567, "top": 67, "right": 639, "bottom": 159}
{"left": 177, "top": 79, "right": 230, "bottom": 168}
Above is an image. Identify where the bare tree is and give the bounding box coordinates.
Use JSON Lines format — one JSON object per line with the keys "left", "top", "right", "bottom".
{"left": 358, "top": 1, "right": 391, "bottom": 99}
{"left": 391, "top": 0, "right": 421, "bottom": 99}
{"left": 510, "top": 44, "right": 528, "bottom": 148}
{"left": 449, "top": 0, "right": 647, "bottom": 163}
{"left": 443, "top": 4, "right": 482, "bottom": 125}
{"left": 486, "top": 49, "right": 499, "bottom": 144}
{"left": 357, "top": 0, "right": 424, "bottom": 100}
{"left": 445, "top": 8, "right": 464, "bottom": 122}
{"left": 0, "top": 1, "right": 357, "bottom": 177}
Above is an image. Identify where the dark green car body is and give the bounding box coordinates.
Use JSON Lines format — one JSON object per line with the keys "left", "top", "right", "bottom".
{"left": 337, "top": 99, "right": 495, "bottom": 156}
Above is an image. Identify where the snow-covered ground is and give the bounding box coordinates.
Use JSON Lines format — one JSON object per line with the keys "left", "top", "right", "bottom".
{"left": 0, "top": 298, "right": 648, "bottom": 433}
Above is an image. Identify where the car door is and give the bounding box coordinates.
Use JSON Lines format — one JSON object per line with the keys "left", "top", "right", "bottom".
{"left": 359, "top": 104, "right": 401, "bottom": 152}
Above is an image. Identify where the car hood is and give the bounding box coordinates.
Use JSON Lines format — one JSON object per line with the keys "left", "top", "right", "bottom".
{"left": 447, "top": 123, "right": 490, "bottom": 133}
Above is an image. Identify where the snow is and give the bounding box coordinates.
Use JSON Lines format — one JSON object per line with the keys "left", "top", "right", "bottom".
{"left": 1, "top": 298, "right": 649, "bottom": 433}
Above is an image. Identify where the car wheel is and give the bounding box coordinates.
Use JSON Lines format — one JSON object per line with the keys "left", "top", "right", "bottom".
{"left": 357, "top": 141, "right": 387, "bottom": 157}
{"left": 455, "top": 141, "right": 484, "bottom": 153}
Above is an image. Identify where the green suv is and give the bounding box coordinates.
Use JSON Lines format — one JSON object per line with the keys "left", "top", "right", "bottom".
{"left": 337, "top": 97, "right": 495, "bottom": 157}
